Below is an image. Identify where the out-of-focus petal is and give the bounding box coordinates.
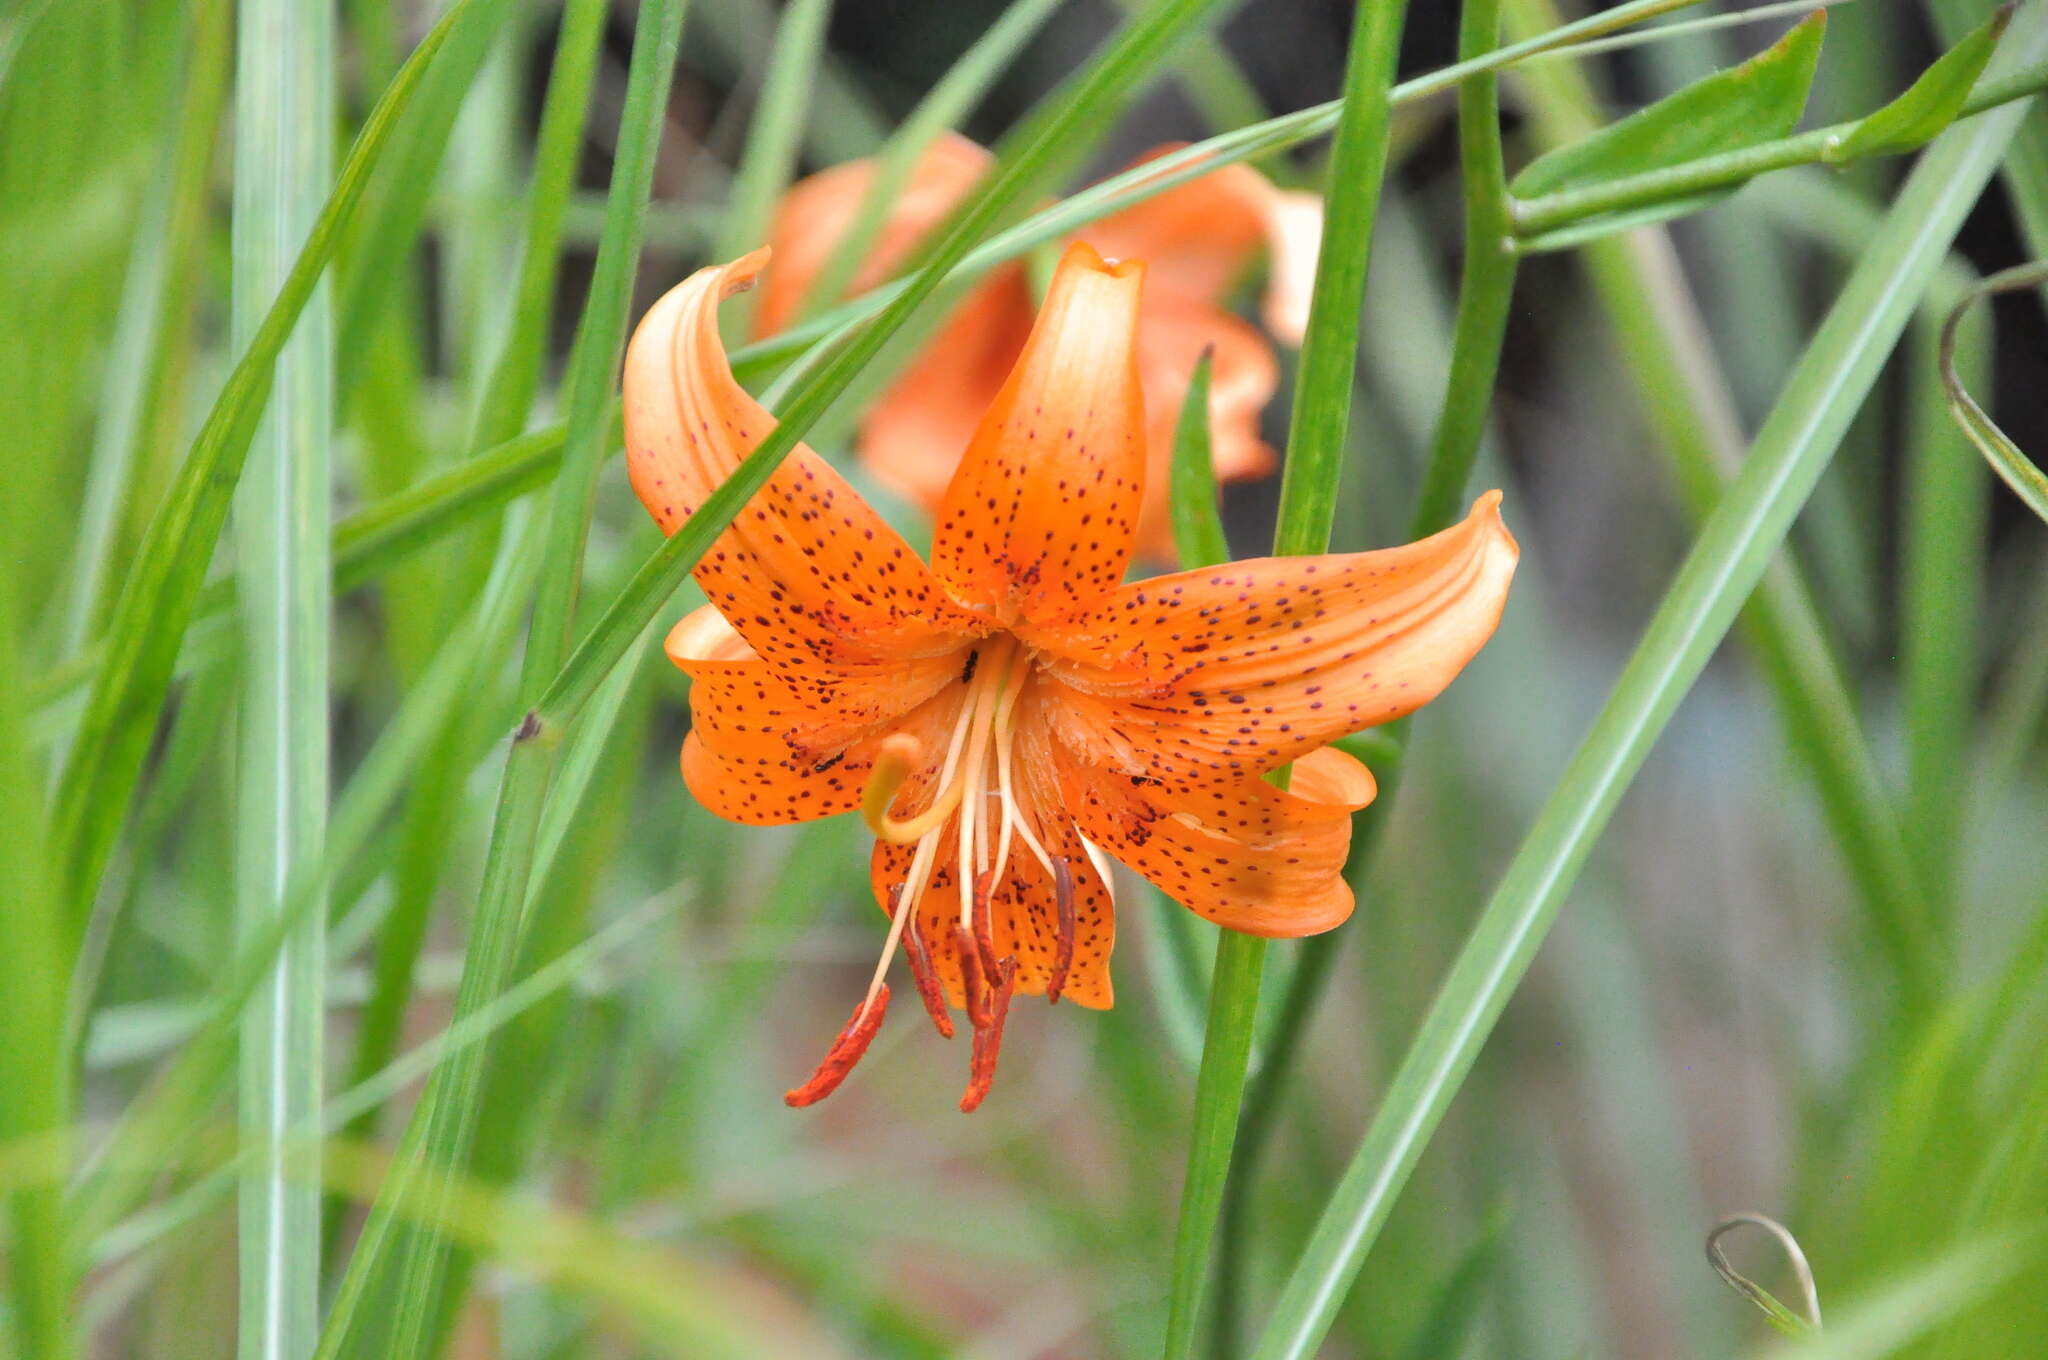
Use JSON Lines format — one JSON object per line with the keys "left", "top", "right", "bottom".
{"left": 857, "top": 268, "right": 1036, "bottom": 514}
{"left": 754, "top": 132, "right": 992, "bottom": 335}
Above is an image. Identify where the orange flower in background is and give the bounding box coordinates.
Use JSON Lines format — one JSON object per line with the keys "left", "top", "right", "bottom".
{"left": 753, "top": 133, "right": 1323, "bottom": 558}
{"left": 625, "top": 242, "right": 1516, "bottom": 1111}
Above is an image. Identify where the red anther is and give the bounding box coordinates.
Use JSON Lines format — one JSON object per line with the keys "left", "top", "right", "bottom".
{"left": 784, "top": 985, "right": 890, "bottom": 1107}
{"left": 960, "top": 957, "right": 1018, "bottom": 1112}
{"left": 1047, "top": 858, "right": 1077, "bottom": 1003}
{"left": 954, "top": 924, "right": 991, "bottom": 1030}
{"left": 970, "top": 869, "right": 1003, "bottom": 977}
{"left": 901, "top": 910, "right": 954, "bottom": 1039}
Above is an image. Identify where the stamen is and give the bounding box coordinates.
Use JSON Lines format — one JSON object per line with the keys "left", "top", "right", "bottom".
{"left": 960, "top": 958, "right": 1017, "bottom": 1113}
{"left": 784, "top": 984, "right": 890, "bottom": 1107}
{"left": 970, "top": 870, "right": 1003, "bottom": 978}
{"left": 901, "top": 908, "right": 954, "bottom": 1039}
{"left": 1047, "top": 859, "right": 1077, "bottom": 1003}
{"left": 954, "top": 923, "right": 990, "bottom": 1031}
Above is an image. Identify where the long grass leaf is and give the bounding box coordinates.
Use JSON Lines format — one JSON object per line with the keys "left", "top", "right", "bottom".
{"left": 46, "top": 0, "right": 511, "bottom": 959}
{"left": 228, "top": 0, "right": 335, "bottom": 1346}
{"left": 1248, "top": 12, "right": 2048, "bottom": 1353}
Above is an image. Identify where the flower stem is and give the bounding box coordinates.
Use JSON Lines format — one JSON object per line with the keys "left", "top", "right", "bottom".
{"left": 1163, "top": 4, "right": 1411, "bottom": 1357}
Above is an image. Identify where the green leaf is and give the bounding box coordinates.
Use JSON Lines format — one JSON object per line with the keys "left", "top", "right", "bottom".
{"left": 1510, "top": 11, "right": 1825, "bottom": 197}
{"left": 1513, "top": 188, "right": 1734, "bottom": 253}
{"left": 1247, "top": 9, "right": 2047, "bottom": 1348}
{"left": 1827, "top": 4, "right": 2012, "bottom": 163}
{"left": 1168, "top": 350, "right": 1229, "bottom": 571}
{"left": 46, "top": 0, "right": 513, "bottom": 958}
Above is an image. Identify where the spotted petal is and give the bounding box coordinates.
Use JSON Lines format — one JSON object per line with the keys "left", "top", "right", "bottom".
{"left": 928, "top": 241, "right": 1148, "bottom": 623}
{"left": 1031, "top": 493, "right": 1518, "bottom": 791}
{"left": 1060, "top": 744, "right": 1375, "bottom": 935}
{"left": 624, "top": 250, "right": 989, "bottom": 683}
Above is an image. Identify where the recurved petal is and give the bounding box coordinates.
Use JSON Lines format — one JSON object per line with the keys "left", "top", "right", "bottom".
{"left": 1060, "top": 744, "right": 1373, "bottom": 936}
{"left": 1131, "top": 294, "right": 1279, "bottom": 560}
{"left": 625, "top": 251, "right": 989, "bottom": 680}
{"left": 857, "top": 267, "right": 1036, "bottom": 514}
{"left": 754, "top": 132, "right": 993, "bottom": 336}
{"left": 929, "top": 241, "right": 1148, "bottom": 624}
{"left": 1090, "top": 146, "right": 1322, "bottom": 345}
{"left": 667, "top": 606, "right": 960, "bottom": 825}
{"left": 1031, "top": 493, "right": 1518, "bottom": 791}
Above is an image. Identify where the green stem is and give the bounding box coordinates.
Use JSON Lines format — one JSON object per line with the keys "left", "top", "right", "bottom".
{"left": 1164, "top": 931, "right": 1270, "bottom": 1359}
{"left": 229, "top": 0, "right": 333, "bottom": 1347}
{"left": 1215, "top": 1, "right": 1513, "bottom": 1347}
{"left": 1248, "top": 17, "right": 2046, "bottom": 1350}
{"left": 1167, "top": 5, "right": 1409, "bottom": 1357}
{"left": 1511, "top": 57, "right": 2048, "bottom": 238}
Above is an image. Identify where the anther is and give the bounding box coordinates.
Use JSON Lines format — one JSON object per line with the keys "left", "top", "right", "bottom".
{"left": 784, "top": 984, "right": 891, "bottom": 1107}
{"left": 1047, "top": 858, "right": 1077, "bottom": 1004}
{"left": 960, "top": 958, "right": 1017, "bottom": 1113}
{"left": 955, "top": 924, "right": 991, "bottom": 1031}
{"left": 901, "top": 910, "right": 954, "bottom": 1039}
{"left": 971, "top": 870, "right": 1003, "bottom": 978}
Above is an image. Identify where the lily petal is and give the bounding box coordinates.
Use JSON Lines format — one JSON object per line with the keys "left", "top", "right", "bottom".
{"left": 1032, "top": 493, "right": 1518, "bottom": 790}
{"left": 754, "top": 132, "right": 993, "bottom": 335}
{"left": 666, "top": 606, "right": 962, "bottom": 824}
{"left": 929, "top": 240, "right": 1148, "bottom": 623}
{"left": 1060, "top": 744, "right": 1375, "bottom": 936}
{"left": 625, "top": 250, "right": 988, "bottom": 682}
{"left": 1090, "top": 145, "right": 1322, "bottom": 346}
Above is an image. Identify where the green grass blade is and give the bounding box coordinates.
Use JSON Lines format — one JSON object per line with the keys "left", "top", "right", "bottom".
{"left": 1270, "top": 0, "right": 1409, "bottom": 558}
{"left": 1248, "top": 13, "right": 2048, "bottom": 1351}
{"left": 1510, "top": 0, "right": 1939, "bottom": 999}
{"left": 331, "top": 0, "right": 611, "bottom": 1226}
{"left": 1169, "top": 352, "right": 1229, "bottom": 568}
{"left": 45, "top": 0, "right": 509, "bottom": 960}
{"left": 713, "top": 0, "right": 835, "bottom": 340}
{"left": 1902, "top": 313, "right": 1987, "bottom": 903}
{"left": 315, "top": 1, "right": 691, "bottom": 1349}
{"left": 1169, "top": 6, "right": 1410, "bottom": 1356}
{"left": 534, "top": 0, "right": 1238, "bottom": 733}
{"left": 0, "top": 546, "right": 77, "bottom": 1360}
{"left": 1411, "top": 0, "right": 1517, "bottom": 539}
{"left": 229, "top": 0, "right": 334, "bottom": 1347}
{"left": 55, "top": 0, "right": 229, "bottom": 663}
{"left": 793, "top": 0, "right": 1067, "bottom": 323}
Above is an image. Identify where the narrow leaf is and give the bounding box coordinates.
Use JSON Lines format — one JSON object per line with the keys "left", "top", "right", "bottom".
{"left": 1827, "top": 4, "right": 2012, "bottom": 163}
{"left": 1511, "top": 11, "right": 1825, "bottom": 197}
{"left": 1168, "top": 349, "right": 1229, "bottom": 570}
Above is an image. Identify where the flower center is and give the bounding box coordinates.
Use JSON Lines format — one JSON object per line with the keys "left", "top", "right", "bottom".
{"left": 787, "top": 635, "right": 1101, "bottom": 1111}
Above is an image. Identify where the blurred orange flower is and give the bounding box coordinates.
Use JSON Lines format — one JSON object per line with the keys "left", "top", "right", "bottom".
{"left": 753, "top": 133, "right": 1324, "bottom": 558}
{"left": 625, "top": 242, "right": 1516, "bottom": 1111}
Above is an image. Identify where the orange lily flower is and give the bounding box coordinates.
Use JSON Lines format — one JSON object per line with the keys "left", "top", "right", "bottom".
{"left": 752, "top": 133, "right": 1323, "bottom": 558}
{"left": 625, "top": 241, "right": 1517, "bottom": 1111}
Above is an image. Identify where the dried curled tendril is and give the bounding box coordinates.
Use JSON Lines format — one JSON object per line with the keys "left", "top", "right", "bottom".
{"left": 1706, "top": 1212, "right": 1822, "bottom": 1337}
{"left": 1940, "top": 259, "right": 2048, "bottom": 525}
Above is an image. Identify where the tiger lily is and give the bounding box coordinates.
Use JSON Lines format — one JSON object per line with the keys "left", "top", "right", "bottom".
{"left": 753, "top": 133, "right": 1322, "bottom": 559}
{"left": 625, "top": 241, "right": 1517, "bottom": 1111}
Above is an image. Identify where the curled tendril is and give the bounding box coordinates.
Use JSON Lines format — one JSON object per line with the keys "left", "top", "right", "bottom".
{"left": 1940, "top": 260, "right": 2048, "bottom": 525}
{"left": 1707, "top": 1212, "right": 1822, "bottom": 1337}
